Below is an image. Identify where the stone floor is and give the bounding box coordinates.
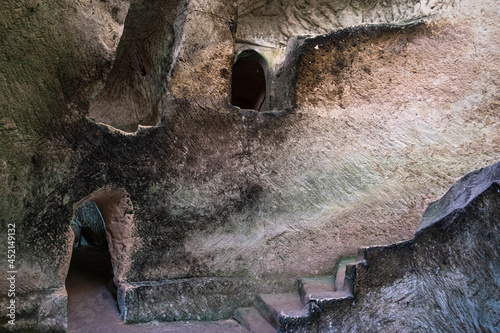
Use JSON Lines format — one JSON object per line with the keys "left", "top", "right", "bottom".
{"left": 66, "top": 246, "right": 250, "bottom": 333}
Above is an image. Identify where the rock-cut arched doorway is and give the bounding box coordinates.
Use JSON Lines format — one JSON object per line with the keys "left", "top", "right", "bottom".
{"left": 231, "top": 50, "right": 268, "bottom": 111}
{"left": 65, "top": 189, "right": 135, "bottom": 331}
{"left": 65, "top": 201, "right": 117, "bottom": 331}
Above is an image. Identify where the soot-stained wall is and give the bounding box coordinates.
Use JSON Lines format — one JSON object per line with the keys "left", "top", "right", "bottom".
{"left": 0, "top": 0, "right": 499, "bottom": 330}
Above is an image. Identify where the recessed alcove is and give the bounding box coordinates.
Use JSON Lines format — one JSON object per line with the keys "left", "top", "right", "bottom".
{"left": 231, "top": 50, "right": 269, "bottom": 111}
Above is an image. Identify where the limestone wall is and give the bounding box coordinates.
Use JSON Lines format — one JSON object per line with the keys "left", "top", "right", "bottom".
{"left": 317, "top": 162, "right": 500, "bottom": 332}
{"left": 0, "top": 0, "right": 499, "bottom": 330}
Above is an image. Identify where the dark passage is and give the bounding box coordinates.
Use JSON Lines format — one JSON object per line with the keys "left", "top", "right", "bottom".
{"left": 66, "top": 201, "right": 118, "bottom": 332}
{"left": 231, "top": 50, "right": 267, "bottom": 111}
{"left": 66, "top": 246, "right": 118, "bottom": 333}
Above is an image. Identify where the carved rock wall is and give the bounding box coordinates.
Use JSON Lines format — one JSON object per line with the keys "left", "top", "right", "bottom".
{"left": 88, "top": 0, "right": 177, "bottom": 132}
{"left": 0, "top": 0, "right": 499, "bottom": 330}
{"left": 314, "top": 162, "right": 500, "bottom": 332}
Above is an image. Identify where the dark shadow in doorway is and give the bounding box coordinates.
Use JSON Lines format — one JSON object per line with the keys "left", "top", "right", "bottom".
{"left": 231, "top": 50, "right": 268, "bottom": 111}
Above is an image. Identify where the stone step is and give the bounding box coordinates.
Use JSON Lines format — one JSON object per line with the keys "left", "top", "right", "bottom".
{"left": 357, "top": 247, "right": 369, "bottom": 262}
{"left": 334, "top": 256, "right": 358, "bottom": 291}
{"left": 254, "top": 293, "right": 305, "bottom": 328}
{"left": 242, "top": 255, "right": 367, "bottom": 331}
{"left": 304, "top": 289, "right": 353, "bottom": 308}
{"left": 298, "top": 276, "right": 335, "bottom": 304}
{"left": 233, "top": 307, "right": 276, "bottom": 333}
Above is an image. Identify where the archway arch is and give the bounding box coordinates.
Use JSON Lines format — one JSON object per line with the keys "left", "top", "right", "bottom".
{"left": 231, "top": 50, "right": 268, "bottom": 111}
{"left": 65, "top": 188, "right": 135, "bottom": 329}
{"left": 71, "top": 201, "right": 107, "bottom": 247}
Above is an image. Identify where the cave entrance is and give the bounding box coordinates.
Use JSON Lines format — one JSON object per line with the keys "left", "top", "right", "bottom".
{"left": 66, "top": 201, "right": 118, "bottom": 330}
{"left": 231, "top": 50, "right": 268, "bottom": 111}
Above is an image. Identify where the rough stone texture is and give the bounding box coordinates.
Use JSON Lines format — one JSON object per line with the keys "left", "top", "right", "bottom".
{"left": 418, "top": 161, "right": 500, "bottom": 232}
{"left": 0, "top": 288, "right": 67, "bottom": 332}
{"left": 235, "top": 0, "right": 459, "bottom": 68}
{"left": 0, "top": 0, "right": 499, "bottom": 330}
{"left": 118, "top": 277, "right": 263, "bottom": 323}
{"left": 237, "top": 0, "right": 458, "bottom": 46}
{"left": 280, "top": 161, "right": 500, "bottom": 332}
{"left": 88, "top": 0, "right": 176, "bottom": 132}
{"left": 165, "top": 0, "right": 237, "bottom": 107}
{"left": 0, "top": 1, "right": 129, "bottom": 330}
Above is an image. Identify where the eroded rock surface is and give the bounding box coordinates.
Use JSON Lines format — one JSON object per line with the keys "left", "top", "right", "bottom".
{"left": 279, "top": 162, "right": 500, "bottom": 332}
{"left": 0, "top": 0, "right": 499, "bottom": 331}
{"left": 88, "top": 0, "right": 177, "bottom": 132}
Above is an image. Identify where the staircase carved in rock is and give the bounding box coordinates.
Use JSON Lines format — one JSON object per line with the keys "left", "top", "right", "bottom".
{"left": 234, "top": 253, "right": 366, "bottom": 332}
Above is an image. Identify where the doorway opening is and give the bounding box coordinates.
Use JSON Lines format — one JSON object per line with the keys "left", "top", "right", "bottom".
{"left": 65, "top": 189, "right": 135, "bottom": 330}
{"left": 66, "top": 201, "right": 119, "bottom": 331}
{"left": 231, "top": 50, "right": 268, "bottom": 111}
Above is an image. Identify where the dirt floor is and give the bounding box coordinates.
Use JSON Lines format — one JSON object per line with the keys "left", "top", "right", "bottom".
{"left": 65, "top": 246, "right": 249, "bottom": 333}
